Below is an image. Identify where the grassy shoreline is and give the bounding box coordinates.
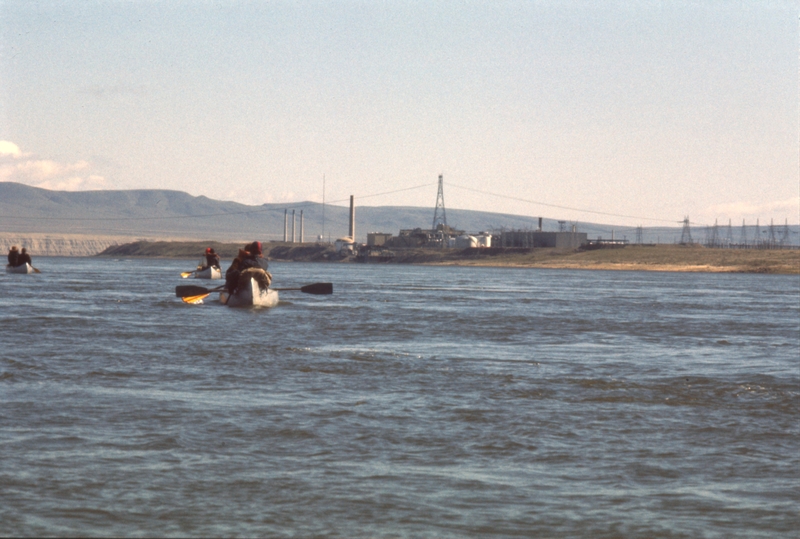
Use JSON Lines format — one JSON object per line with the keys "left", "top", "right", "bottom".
{"left": 96, "top": 241, "right": 800, "bottom": 275}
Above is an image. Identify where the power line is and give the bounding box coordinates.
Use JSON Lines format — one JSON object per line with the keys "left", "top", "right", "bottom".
{"left": 446, "top": 182, "right": 682, "bottom": 224}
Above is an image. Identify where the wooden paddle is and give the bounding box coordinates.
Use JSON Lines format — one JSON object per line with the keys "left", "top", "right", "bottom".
{"left": 180, "top": 270, "right": 196, "bottom": 278}
{"left": 32, "top": 266, "right": 41, "bottom": 274}
{"left": 175, "top": 282, "right": 333, "bottom": 299}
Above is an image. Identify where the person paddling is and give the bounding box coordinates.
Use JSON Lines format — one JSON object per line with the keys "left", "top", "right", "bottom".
{"left": 16, "top": 247, "right": 32, "bottom": 267}
{"left": 7, "top": 246, "right": 19, "bottom": 267}
{"left": 225, "top": 241, "right": 270, "bottom": 294}
{"left": 202, "top": 247, "right": 221, "bottom": 270}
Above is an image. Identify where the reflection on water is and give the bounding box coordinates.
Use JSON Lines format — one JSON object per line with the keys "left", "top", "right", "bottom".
{"left": 1, "top": 258, "right": 798, "bottom": 538}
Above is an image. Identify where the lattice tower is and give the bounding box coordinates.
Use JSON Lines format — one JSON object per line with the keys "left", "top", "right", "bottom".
{"left": 432, "top": 174, "right": 447, "bottom": 231}
{"left": 754, "top": 219, "right": 761, "bottom": 248}
{"left": 768, "top": 219, "right": 777, "bottom": 247}
{"left": 780, "top": 219, "right": 791, "bottom": 246}
{"left": 680, "top": 216, "right": 693, "bottom": 244}
{"left": 726, "top": 219, "right": 733, "bottom": 246}
{"left": 635, "top": 226, "right": 643, "bottom": 245}
{"left": 739, "top": 219, "right": 748, "bottom": 247}
{"left": 708, "top": 219, "right": 720, "bottom": 247}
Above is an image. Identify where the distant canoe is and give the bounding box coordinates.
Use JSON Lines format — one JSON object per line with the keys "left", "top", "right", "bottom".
{"left": 5, "top": 263, "right": 33, "bottom": 274}
{"left": 195, "top": 266, "right": 222, "bottom": 279}
{"left": 219, "top": 277, "right": 278, "bottom": 308}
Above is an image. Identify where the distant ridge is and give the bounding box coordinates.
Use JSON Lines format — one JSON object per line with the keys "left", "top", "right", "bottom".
{"left": 0, "top": 181, "right": 758, "bottom": 246}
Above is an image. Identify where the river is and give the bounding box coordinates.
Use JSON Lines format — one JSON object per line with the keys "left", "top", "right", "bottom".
{"left": 1, "top": 258, "right": 798, "bottom": 538}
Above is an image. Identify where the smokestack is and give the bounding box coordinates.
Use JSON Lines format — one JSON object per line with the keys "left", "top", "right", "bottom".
{"left": 283, "top": 209, "right": 288, "bottom": 242}
{"left": 300, "top": 210, "right": 304, "bottom": 244}
{"left": 538, "top": 217, "right": 542, "bottom": 231}
{"left": 349, "top": 195, "right": 355, "bottom": 241}
{"left": 292, "top": 210, "right": 296, "bottom": 243}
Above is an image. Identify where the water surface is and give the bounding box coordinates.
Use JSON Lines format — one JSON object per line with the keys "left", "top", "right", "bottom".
{"left": 1, "top": 258, "right": 798, "bottom": 538}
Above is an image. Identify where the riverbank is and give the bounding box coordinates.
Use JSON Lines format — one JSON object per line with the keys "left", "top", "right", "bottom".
{"left": 96, "top": 241, "right": 800, "bottom": 274}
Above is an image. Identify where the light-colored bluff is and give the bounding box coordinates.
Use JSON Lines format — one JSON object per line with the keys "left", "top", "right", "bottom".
{"left": 0, "top": 233, "right": 159, "bottom": 257}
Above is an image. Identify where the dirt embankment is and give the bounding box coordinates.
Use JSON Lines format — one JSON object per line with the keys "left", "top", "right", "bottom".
{"left": 405, "top": 245, "right": 800, "bottom": 274}
{"left": 97, "top": 241, "right": 800, "bottom": 274}
{"left": 99, "top": 241, "right": 339, "bottom": 262}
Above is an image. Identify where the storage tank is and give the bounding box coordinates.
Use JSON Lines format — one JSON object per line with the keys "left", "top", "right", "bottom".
{"left": 455, "top": 235, "right": 478, "bottom": 248}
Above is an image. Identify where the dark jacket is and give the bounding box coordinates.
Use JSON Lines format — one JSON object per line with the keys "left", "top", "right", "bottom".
{"left": 17, "top": 252, "right": 31, "bottom": 267}
{"left": 239, "top": 253, "right": 268, "bottom": 272}
{"left": 205, "top": 253, "right": 220, "bottom": 268}
{"left": 7, "top": 250, "right": 19, "bottom": 267}
{"left": 225, "top": 250, "right": 268, "bottom": 293}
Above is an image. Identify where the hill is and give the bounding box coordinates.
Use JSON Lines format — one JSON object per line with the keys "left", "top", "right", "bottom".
{"left": 1, "top": 182, "right": 683, "bottom": 244}
{"left": 2, "top": 183, "right": 797, "bottom": 254}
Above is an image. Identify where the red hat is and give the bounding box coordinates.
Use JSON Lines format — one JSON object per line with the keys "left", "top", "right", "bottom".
{"left": 205, "top": 247, "right": 212, "bottom": 254}
{"left": 252, "top": 241, "right": 262, "bottom": 255}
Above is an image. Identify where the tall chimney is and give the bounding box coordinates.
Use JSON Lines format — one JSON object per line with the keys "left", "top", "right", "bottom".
{"left": 300, "top": 210, "right": 304, "bottom": 244}
{"left": 349, "top": 195, "right": 355, "bottom": 241}
{"left": 538, "top": 217, "right": 543, "bottom": 231}
{"left": 283, "top": 209, "right": 288, "bottom": 242}
{"left": 291, "top": 210, "right": 296, "bottom": 243}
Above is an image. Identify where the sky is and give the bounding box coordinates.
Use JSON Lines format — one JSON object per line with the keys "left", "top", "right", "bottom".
{"left": 1, "top": 0, "right": 798, "bottom": 228}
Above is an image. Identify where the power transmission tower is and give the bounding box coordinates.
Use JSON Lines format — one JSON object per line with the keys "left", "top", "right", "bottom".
{"left": 754, "top": 219, "right": 761, "bottom": 248}
{"left": 432, "top": 174, "right": 447, "bottom": 231}
{"left": 708, "top": 219, "right": 720, "bottom": 248}
{"left": 726, "top": 219, "right": 733, "bottom": 247}
{"left": 739, "top": 219, "right": 748, "bottom": 248}
{"left": 768, "top": 219, "right": 777, "bottom": 248}
{"left": 680, "top": 216, "right": 693, "bottom": 244}
{"left": 635, "top": 226, "right": 643, "bottom": 245}
{"left": 780, "top": 219, "right": 790, "bottom": 247}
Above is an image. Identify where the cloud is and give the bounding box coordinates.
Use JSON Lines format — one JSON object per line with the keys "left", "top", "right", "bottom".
{"left": 0, "top": 140, "right": 29, "bottom": 158}
{"left": 0, "top": 141, "right": 107, "bottom": 191}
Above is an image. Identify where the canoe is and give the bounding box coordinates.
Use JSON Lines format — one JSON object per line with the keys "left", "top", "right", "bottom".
{"left": 219, "top": 277, "right": 279, "bottom": 308}
{"left": 5, "top": 263, "right": 33, "bottom": 274}
{"left": 195, "top": 266, "right": 222, "bottom": 279}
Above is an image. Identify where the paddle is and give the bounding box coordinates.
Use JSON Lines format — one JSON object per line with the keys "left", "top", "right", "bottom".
{"left": 32, "top": 266, "right": 41, "bottom": 274}
{"left": 176, "top": 284, "right": 225, "bottom": 298}
{"left": 180, "top": 270, "right": 195, "bottom": 278}
{"left": 273, "top": 283, "right": 333, "bottom": 295}
{"left": 175, "top": 282, "right": 333, "bottom": 299}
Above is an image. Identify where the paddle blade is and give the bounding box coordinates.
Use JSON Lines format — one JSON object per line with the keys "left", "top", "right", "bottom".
{"left": 32, "top": 266, "right": 41, "bottom": 274}
{"left": 300, "top": 282, "right": 333, "bottom": 295}
{"left": 180, "top": 271, "right": 194, "bottom": 278}
{"left": 182, "top": 294, "right": 209, "bottom": 304}
{"left": 176, "top": 284, "right": 210, "bottom": 298}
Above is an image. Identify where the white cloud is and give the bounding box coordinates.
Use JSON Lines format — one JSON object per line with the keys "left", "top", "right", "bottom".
{"left": 0, "top": 141, "right": 107, "bottom": 191}
{"left": 0, "top": 140, "right": 29, "bottom": 158}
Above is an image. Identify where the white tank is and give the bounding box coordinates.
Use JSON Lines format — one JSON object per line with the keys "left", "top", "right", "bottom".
{"left": 455, "top": 235, "right": 478, "bottom": 248}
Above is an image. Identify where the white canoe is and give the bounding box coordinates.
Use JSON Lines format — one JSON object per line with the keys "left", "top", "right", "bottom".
{"left": 219, "top": 277, "right": 279, "bottom": 308}
{"left": 195, "top": 266, "right": 222, "bottom": 279}
{"left": 5, "top": 263, "right": 33, "bottom": 274}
